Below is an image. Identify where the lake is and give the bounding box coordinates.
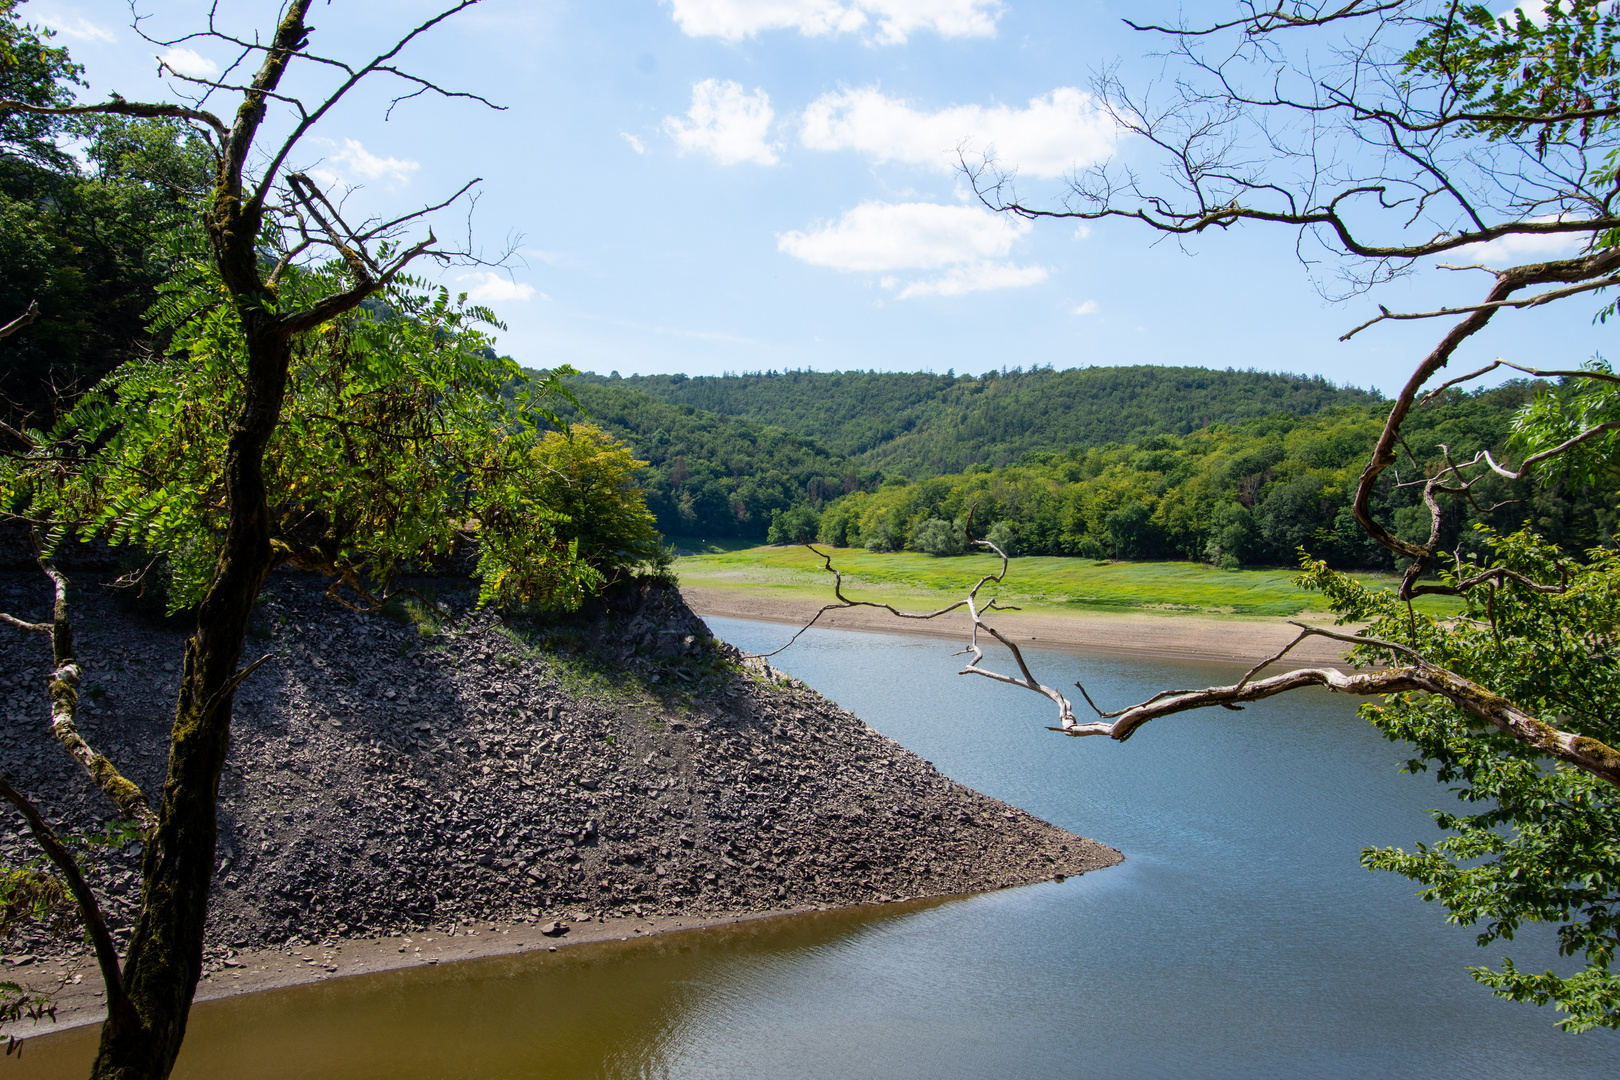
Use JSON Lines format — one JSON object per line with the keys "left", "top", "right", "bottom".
{"left": 11, "top": 617, "right": 1618, "bottom": 1078}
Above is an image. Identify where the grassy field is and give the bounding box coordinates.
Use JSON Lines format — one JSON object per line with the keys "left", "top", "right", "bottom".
{"left": 673, "top": 545, "right": 1459, "bottom": 618}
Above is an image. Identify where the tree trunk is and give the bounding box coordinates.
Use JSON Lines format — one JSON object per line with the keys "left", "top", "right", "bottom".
{"left": 88, "top": 312, "right": 290, "bottom": 1079}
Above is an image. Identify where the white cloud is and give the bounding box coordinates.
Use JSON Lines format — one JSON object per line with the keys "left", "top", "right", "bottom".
{"left": 664, "top": 0, "right": 1001, "bottom": 44}
{"left": 159, "top": 47, "right": 219, "bottom": 79}
{"left": 897, "top": 262, "right": 1047, "bottom": 298}
{"left": 458, "top": 272, "right": 539, "bottom": 304}
{"left": 664, "top": 79, "right": 779, "bottom": 166}
{"left": 311, "top": 139, "right": 421, "bottom": 189}
{"left": 1073, "top": 223, "right": 1092, "bottom": 240}
{"left": 1072, "top": 299, "right": 1099, "bottom": 315}
{"left": 778, "top": 200, "right": 1044, "bottom": 297}
{"left": 621, "top": 132, "right": 648, "bottom": 155}
{"left": 801, "top": 86, "right": 1117, "bottom": 178}
{"left": 40, "top": 15, "right": 115, "bottom": 43}
{"left": 1450, "top": 222, "right": 1588, "bottom": 264}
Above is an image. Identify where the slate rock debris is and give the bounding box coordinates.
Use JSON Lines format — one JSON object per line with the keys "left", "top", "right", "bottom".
{"left": 0, "top": 571, "right": 1120, "bottom": 971}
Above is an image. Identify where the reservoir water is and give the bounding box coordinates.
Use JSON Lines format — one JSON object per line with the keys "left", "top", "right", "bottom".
{"left": 12, "top": 618, "right": 1619, "bottom": 1077}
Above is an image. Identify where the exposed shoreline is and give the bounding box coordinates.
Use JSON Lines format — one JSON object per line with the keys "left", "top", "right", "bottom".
{"left": 680, "top": 585, "right": 1357, "bottom": 670}
{"left": 2, "top": 575, "right": 1117, "bottom": 1045}
{"left": 16, "top": 896, "right": 959, "bottom": 1037}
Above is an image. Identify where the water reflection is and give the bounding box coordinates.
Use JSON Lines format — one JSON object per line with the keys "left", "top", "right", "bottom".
{"left": 13, "top": 904, "right": 944, "bottom": 1080}
{"left": 11, "top": 619, "right": 1619, "bottom": 1079}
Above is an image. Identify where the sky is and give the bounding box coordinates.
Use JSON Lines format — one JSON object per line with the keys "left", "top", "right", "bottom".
{"left": 22, "top": 0, "right": 1611, "bottom": 396}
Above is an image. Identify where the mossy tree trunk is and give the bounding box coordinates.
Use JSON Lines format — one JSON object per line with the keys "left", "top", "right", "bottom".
{"left": 1, "top": 3, "right": 486, "bottom": 1071}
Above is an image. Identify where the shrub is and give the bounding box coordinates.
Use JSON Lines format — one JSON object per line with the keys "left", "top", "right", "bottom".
{"left": 911, "top": 517, "right": 966, "bottom": 557}
{"left": 983, "top": 520, "right": 1017, "bottom": 557}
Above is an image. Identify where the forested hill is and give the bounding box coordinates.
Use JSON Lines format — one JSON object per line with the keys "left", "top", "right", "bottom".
{"left": 547, "top": 378, "right": 871, "bottom": 541}
{"left": 569, "top": 366, "right": 1382, "bottom": 477}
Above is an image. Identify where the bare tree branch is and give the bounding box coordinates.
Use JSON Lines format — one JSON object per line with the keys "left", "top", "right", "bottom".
{"left": 0, "top": 302, "right": 39, "bottom": 341}
{"left": 0, "top": 97, "right": 229, "bottom": 138}
{"left": 0, "top": 779, "right": 129, "bottom": 1028}
{"left": 746, "top": 542, "right": 1010, "bottom": 659}
{"left": 21, "top": 565, "right": 159, "bottom": 835}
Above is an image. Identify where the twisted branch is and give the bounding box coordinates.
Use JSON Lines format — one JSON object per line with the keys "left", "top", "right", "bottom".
{"left": 2, "top": 564, "right": 157, "bottom": 834}
{"left": 0, "top": 779, "right": 129, "bottom": 1027}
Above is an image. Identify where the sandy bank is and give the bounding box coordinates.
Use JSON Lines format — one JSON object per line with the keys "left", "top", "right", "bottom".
{"left": 680, "top": 586, "right": 1357, "bottom": 670}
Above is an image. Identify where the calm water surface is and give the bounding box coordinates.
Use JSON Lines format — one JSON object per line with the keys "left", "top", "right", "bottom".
{"left": 12, "top": 618, "right": 1618, "bottom": 1078}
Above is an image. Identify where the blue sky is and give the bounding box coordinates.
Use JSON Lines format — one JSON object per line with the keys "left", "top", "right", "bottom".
{"left": 26, "top": 0, "right": 1608, "bottom": 395}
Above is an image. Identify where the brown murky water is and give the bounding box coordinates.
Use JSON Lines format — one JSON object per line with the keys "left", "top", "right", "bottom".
{"left": 10, "top": 903, "right": 932, "bottom": 1080}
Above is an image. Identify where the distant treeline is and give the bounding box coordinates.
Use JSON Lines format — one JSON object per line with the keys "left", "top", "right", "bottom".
{"left": 767, "top": 383, "right": 1614, "bottom": 570}
{"left": 571, "top": 365, "right": 1383, "bottom": 477}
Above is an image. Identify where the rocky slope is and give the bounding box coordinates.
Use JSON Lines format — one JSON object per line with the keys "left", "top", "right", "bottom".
{"left": 0, "top": 568, "right": 1119, "bottom": 970}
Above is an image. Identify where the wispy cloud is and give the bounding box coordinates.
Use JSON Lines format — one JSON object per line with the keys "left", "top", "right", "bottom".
{"left": 664, "top": 0, "right": 1002, "bottom": 44}
{"left": 309, "top": 139, "right": 421, "bottom": 190}
{"left": 896, "top": 262, "right": 1047, "bottom": 298}
{"left": 159, "top": 47, "right": 220, "bottom": 79}
{"left": 39, "top": 14, "right": 115, "bottom": 43}
{"left": 801, "top": 86, "right": 1116, "bottom": 178}
{"left": 621, "top": 132, "right": 648, "bottom": 155}
{"left": 664, "top": 79, "right": 779, "bottom": 166}
{"left": 1071, "top": 299, "right": 1100, "bottom": 315}
{"left": 779, "top": 200, "right": 1044, "bottom": 298}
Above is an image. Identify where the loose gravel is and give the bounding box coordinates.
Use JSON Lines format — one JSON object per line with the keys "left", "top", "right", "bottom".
{"left": 0, "top": 569, "right": 1119, "bottom": 976}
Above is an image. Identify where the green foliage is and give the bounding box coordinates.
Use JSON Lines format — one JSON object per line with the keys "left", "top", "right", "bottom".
{"left": 1406, "top": 0, "right": 1620, "bottom": 155}
{"left": 803, "top": 385, "right": 1600, "bottom": 569}
{"left": 0, "top": 863, "right": 72, "bottom": 944}
{"left": 1511, "top": 359, "right": 1620, "bottom": 494}
{"left": 4, "top": 259, "right": 659, "bottom": 613}
{"left": 523, "top": 423, "right": 667, "bottom": 584}
{"left": 910, "top": 517, "right": 967, "bottom": 557}
{"left": 0, "top": 0, "right": 81, "bottom": 169}
{"left": 983, "top": 520, "right": 1017, "bottom": 557}
{"left": 0, "top": 1, "right": 212, "bottom": 425}
{"left": 556, "top": 377, "right": 873, "bottom": 540}
{"left": 0, "top": 112, "right": 212, "bottom": 427}
{"left": 1300, "top": 531, "right": 1620, "bottom": 1031}
{"left": 577, "top": 365, "right": 1382, "bottom": 477}
{"left": 767, "top": 504, "right": 821, "bottom": 545}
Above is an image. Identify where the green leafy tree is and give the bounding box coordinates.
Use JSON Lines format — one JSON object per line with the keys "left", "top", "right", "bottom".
{"left": 910, "top": 517, "right": 968, "bottom": 557}
{"left": 0, "top": 4, "right": 641, "bottom": 1077}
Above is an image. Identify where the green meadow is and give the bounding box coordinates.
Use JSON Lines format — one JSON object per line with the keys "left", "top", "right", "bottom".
{"left": 673, "top": 545, "right": 1460, "bottom": 619}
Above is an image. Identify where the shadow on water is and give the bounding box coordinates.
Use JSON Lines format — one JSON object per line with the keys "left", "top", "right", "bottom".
{"left": 10, "top": 902, "right": 946, "bottom": 1080}
{"left": 10, "top": 617, "right": 1620, "bottom": 1079}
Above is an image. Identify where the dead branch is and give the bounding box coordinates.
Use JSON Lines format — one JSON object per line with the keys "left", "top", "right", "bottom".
{"left": 5, "top": 565, "right": 159, "bottom": 834}
{"left": 0, "top": 779, "right": 129, "bottom": 1026}
{"left": 1337, "top": 271, "right": 1620, "bottom": 340}
{"left": 745, "top": 541, "right": 1015, "bottom": 659}
{"left": 1125, "top": 1, "right": 1406, "bottom": 37}
{"left": 0, "top": 302, "right": 39, "bottom": 340}
{"left": 1057, "top": 660, "right": 1620, "bottom": 786}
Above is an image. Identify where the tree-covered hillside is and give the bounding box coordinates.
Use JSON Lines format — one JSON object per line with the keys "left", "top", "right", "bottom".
{"left": 547, "top": 370, "right": 1597, "bottom": 565}
{"left": 550, "top": 378, "right": 875, "bottom": 541}
{"left": 800, "top": 382, "right": 1611, "bottom": 570}
{"left": 571, "top": 366, "right": 1382, "bottom": 477}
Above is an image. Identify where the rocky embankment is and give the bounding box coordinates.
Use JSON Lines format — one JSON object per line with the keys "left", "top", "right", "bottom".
{"left": 0, "top": 568, "right": 1119, "bottom": 974}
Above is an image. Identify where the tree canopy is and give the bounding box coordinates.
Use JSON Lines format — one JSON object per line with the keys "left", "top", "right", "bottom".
{"left": 0, "top": 3, "right": 660, "bottom": 1076}
{"left": 577, "top": 365, "right": 1381, "bottom": 476}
